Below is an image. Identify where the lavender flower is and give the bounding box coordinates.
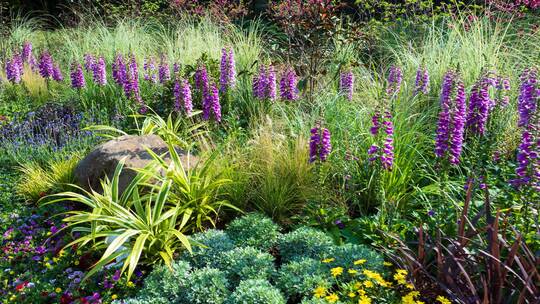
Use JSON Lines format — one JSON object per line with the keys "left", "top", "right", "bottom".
{"left": 22, "top": 41, "right": 32, "bottom": 63}
{"left": 280, "top": 67, "right": 299, "bottom": 101}
{"left": 386, "top": 65, "right": 403, "bottom": 97}
{"left": 70, "top": 63, "right": 85, "bottom": 89}
{"left": 5, "top": 58, "right": 21, "bottom": 84}
{"left": 414, "top": 66, "right": 429, "bottom": 95}
{"left": 52, "top": 64, "right": 63, "bottom": 82}
{"left": 124, "top": 54, "right": 141, "bottom": 100}
{"left": 158, "top": 56, "right": 171, "bottom": 83}
{"left": 339, "top": 70, "right": 354, "bottom": 101}
{"left": 219, "top": 47, "right": 236, "bottom": 92}
{"left": 92, "top": 57, "right": 107, "bottom": 86}
{"left": 320, "top": 128, "right": 332, "bottom": 161}
{"left": 38, "top": 51, "right": 54, "bottom": 79}
{"left": 143, "top": 57, "right": 158, "bottom": 83}
{"left": 309, "top": 126, "right": 321, "bottom": 163}
{"left": 83, "top": 54, "right": 95, "bottom": 72}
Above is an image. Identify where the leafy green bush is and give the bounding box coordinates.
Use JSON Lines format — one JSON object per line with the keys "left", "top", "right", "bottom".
{"left": 216, "top": 246, "right": 275, "bottom": 286}
{"left": 137, "top": 261, "right": 192, "bottom": 302}
{"left": 226, "top": 279, "right": 286, "bottom": 304}
{"left": 326, "top": 244, "right": 385, "bottom": 273}
{"left": 226, "top": 213, "right": 281, "bottom": 251}
{"left": 182, "top": 267, "right": 231, "bottom": 304}
{"left": 278, "top": 227, "right": 334, "bottom": 263}
{"left": 274, "top": 258, "right": 330, "bottom": 299}
{"left": 182, "top": 229, "right": 235, "bottom": 268}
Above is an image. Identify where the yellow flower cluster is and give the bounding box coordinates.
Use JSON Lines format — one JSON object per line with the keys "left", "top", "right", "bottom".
{"left": 393, "top": 269, "right": 408, "bottom": 285}
{"left": 402, "top": 291, "right": 424, "bottom": 304}
{"left": 331, "top": 267, "right": 344, "bottom": 277}
{"left": 436, "top": 296, "right": 452, "bottom": 304}
{"left": 362, "top": 270, "right": 391, "bottom": 287}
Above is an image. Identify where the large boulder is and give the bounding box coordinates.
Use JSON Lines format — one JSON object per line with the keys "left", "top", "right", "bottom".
{"left": 74, "top": 134, "right": 189, "bottom": 194}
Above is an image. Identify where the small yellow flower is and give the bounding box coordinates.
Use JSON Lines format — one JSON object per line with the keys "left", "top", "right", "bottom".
{"left": 353, "top": 282, "right": 362, "bottom": 289}
{"left": 354, "top": 259, "right": 367, "bottom": 265}
{"left": 330, "top": 267, "right": 343, "bottom": 277}
{"left": 314, "top": 286, "right": 326, "bottom": 298}
{"left": 363, "top": 280, "right": 374, "bottom": 288}
{"left": 52, "top": 257, "right": 59, "bottom": 263}
{"left": 405, "top": 283, "right": 415, "bottom": 290}
{"left": 74, "top": 260, "right": 80, "bottom": 265}
{"left": 383, "top": 261, "right": 392, "bottom": 266}
{"left": 46, "top": 232, "right": 52, "bottom": 236}
{"left": 127, "top": 281, "right": 135, "bottom": 288}
{"left": 111, "top": 294, "right": 118, "bottom": 300}
{"left": 436, "top": 296, "right": 452, "bottom": 304}
{"left": 348, "top": 269, "right": 358, "bottom": 275}
{"left": 9, "top": 271, "right": 14, "bottom": 275}
{"left": 402, "top": 291, "right": 420, "bottom": 304}
{"left": 348, "top": 292, "right": 356, "bottom": 298}
{"left": 357, "top": 289, "right": 366, "bottom": 296}
{"left": 9, "top": 295, "right": 17, "bottom": 301}
{"left": 55, "top": 288, "right": 62, "bottom": 293}
{"left": 358, "top": 295, "right": 372, "bottom": 304}
{"left": 44, "top": 257, "right": 49, "bottom": 262}
{"left": 325, "top": 293, "right": 339, "bottom": 303}
{"left": 322, "top": 258, "right": 335, "bottom": 263}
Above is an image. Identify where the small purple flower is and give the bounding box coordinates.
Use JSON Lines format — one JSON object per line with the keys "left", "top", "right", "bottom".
{"left": 52, "top": 64, "right": 63, "bottom": 82}
{"left": 219, "top": 47, "right": 236, "bottom": 92}
{"left": 334, "top": 220, "right": 345, "bottom": 229}
{"left": 70, "top": 62, "right": 86, "bottom": 89}
{"left": 280, "top": 67, "right": 299, "bottom": 101}
{"left": 320, "top": 128, "right": 332, "bottom": 161}
{"left": 112, "top": 54, "right": 126, "bottom": 85}
{"left": 6, "top": 58, "right": 22, "bottom": 84}
{"left": 143, "top": 57, "right": 158, "bottom": 83}
{"left": 22, "top": 41, "right": 32, "bottom": 63}
{"left": 38, "top": 51, "right": 54, "bottom": 79}
{"left": 209, "top": 83, "right": 221, "bottom": 122}
{"left": 83, "top": 54, "right": 95, "bottom": 72}
{"left": 309, "top": 126, "right": 321, "bottom": 163}
{"left": 386, "top": 65, "right": 403, "bottom": 98}
{"left": 158, "top": 56, "right": 170, "bottom": 84}
{"left": 112, "top": 270, "right": 121, "bottom": 281}
{"left": 92, "top": 56, "right": 107, "bottom": 85}
{"left": 414, "top": 66, "right": 429, "bottom": 95}
{"left": 339, "top": 70, "right": 354, "bottom": 101}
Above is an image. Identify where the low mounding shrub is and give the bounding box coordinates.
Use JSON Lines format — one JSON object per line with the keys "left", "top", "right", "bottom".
{"left": 138, "top": 261, "right": 192, "bottom": 302}
{"left": 183, "top": 229, "right": 235, "bottom": 268}
{"left": 278, "top": 227, "right": 334, "bottom": 263}
{"left": 326, "top": 243, "right": 385, "bottom": 273}
{"left": 217, "top": 246, "right": 275, "bottom": 286}
{"left": 226, "top": 279, "right": 286, "bottom": 304}
{"left": 274, "top": 258, "right": 330, "bottom": 300}
{"left": 226, "top": 213, "right": 281, "bottom": 251}
{"left": 182, "top": 267, "right": 231, "bottom": 304}
{"left": 117, "top": 296, "right": 169, "bottom": 304}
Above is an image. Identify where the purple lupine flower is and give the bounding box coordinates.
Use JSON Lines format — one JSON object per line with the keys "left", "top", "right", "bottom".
{"left": 83, "top": 54, "right": 95, "bottom": 72}
{"left": 511, "top": 68, "right": 539, "bottom": 189}
{"left": 380, "top": 111, "right": 394, "bottom": 170}
{"left": 195, "top": 65, "right": 209, "bottom": 93}
{"left": 386, "top": 65, "right": 403, "bottom": 97}
{"left": 28, "top": 55, "right": 38, "bottom": 72}
{"left": 339, "top": 70, "right": 354, "bottom": 101}
{"left": 5, "top": 58, "right": 21, "bottom": 84}
{"left": 173, "top": 63, "right": 180, "bottom": 74}
{"left": 112, "top": 54, "right": 126, "bottom": 85}
{"left": 496, "top": 76, "right": 511, "bottom": 107}
{"left": 13, "top": 53, "right": 24, "bottom": 75}
{"left": 253, "top": 65, "right": 267, "bottom": 99}
{"left": 173, "top": 79, "right": 182, "bottom": 112}
{"left": 70, "top": 63, "right": 85, "bottom": 89}
{"left": 466, "top": 74, "right": 494, "bottom": 136}
{"left": 158, "top": 56, "right": 170, "bottom": 83}
{"left": 22, "top": 41, "right": 32, "bottom": 63}
{"left": 219, "top": 47, "right": 236, "bottom": 92}
{"left": 52, "top": 64, "right": 63, "bottom": 81}
{"left": 181, "top": 79, "right": 193, "bottom": 115}
{"left": 124, "top": 54, "right": 140, "bottom": 99}
{"left": 309, "top": 126, "right": 321, "bottom": 163}
{"left": 209, "top": 83, "right": 221, "bottom": 122}
{"left": 267, "top": 65, "right": 277, "bottom": 101}
{"left": 448, "top": 80, "right": 466, "bottom": 164}
{"left": 414, "top": 66, "right": 429, "bottom": 95}
{"left": 38, "top": 51, "right": 54, "bottom": 79}
{"left": 280, "top": 67, "right": 299, "bottom": 100}
{"left": 143, "top": 57, "right": 158, "bottom": 83}
{"left": 435, "top": 71, "right": 455, "bottom": 159}
{"left": 320, "top": 128, "right": 332, "bottom": 161}
{"left": 92, "top": 56, "right": 107, "bottom": 85}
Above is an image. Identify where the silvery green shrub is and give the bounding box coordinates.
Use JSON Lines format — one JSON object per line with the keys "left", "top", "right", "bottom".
{"left": 278, "top": 227, "right": 334, "bottom": 263}
{"left": 182, "top": 267, "right": 231, "bottom": 304}
{"left": 181, "top": 229, "right": 235, "bottom": 268}
{"left": 217, "top": 246, "right": 275, "bottom": 286}
{"left": 274, "top": 257, "right": 330, "bottom": 299}
{"left": 138, "top": 260, "right": 191, "bottom": 302}
{"left": 227, "top": 279, "right": 286, "bottom": 304}
{"left": 226, "top": 213, "right": 281, "bottom": 251}
{"left": 326, "top": 243, "right": 385, "bottom": 273}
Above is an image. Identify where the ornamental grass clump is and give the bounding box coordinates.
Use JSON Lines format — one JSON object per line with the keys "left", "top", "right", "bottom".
{"left": 226, "top": 213, "right": 281, "bottom": 251}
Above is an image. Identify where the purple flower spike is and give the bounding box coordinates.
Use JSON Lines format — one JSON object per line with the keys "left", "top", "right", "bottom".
{"left": 320, "top": 128, "right": 332, "bottom": 161}
{"left": 195, "top": 65, "right": 209, "bottom": 93}
{"left": 5, "top": 58, "right": 22, "bottom": 84}
{"left": 70, "top": 63, "right": 86, "bottom": 89}
{"left": 143, "top": 57, "right": 158, "bottom": 83}
{"left": 339, "top": 70, "right": 354, "bottom": 101}
{"left": 52, "top": 64, "right": 63, "bottom": 82}
{"left": 83, "top": 54, "right": 95, "bottom": 72}
{"left": 38, "top": 51, "right": 54, "bottom": 79}
{"left": 22, "top": 41, "right": 33, "bottom": 63}
{"left": 414, "top": 66, "right": 429, "bottom": 95}
{"left": 309, "top": 126, "right": 321, "bottom": 163}
{"left": 386, "top": 65, "right": 403, "bottom": 98}
{"left": 158, "top": 56, "right": 170, "bottom": 84}
{"left": 93, "top": 56, "right": 107, "bottom": 86}
{"left": 219, "top": 47, "right": 236, "bottom": 92}
{"left": 112, "top": 54, "right": 127, "bottom": 86}
{"left": 380, "top": 111, "right": 395, "bottom": 170}
{"left": 173, "top": 79, "right": 193, "bottom": 115}
{"left": 309, "top": 124, "right": 331, "bottom": 163}
{"left": 209, "top": 83, "right": 221, "bottom": 122}
{"left": 280, "top": 67, "right": 299, "bottom": 101}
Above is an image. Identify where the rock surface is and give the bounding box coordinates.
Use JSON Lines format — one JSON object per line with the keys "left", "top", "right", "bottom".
{"left": 74, "top": 134, "right": 186, "bottom": 194}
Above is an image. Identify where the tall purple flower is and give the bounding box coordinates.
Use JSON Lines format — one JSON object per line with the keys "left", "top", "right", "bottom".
{"left": 253, "top": 65, "right": 267, "bottom": 99}
{"left": 52, "top": 64, "right": 63, "bottom": 82}
{"left": 5, "top": 58, "right": 21, "bottom": 84}
{"left": 173, "top": 63, "right": 181, "bottom": 74}
{"left": 219, "top": 47, "right": 236, "bottom": 92}
{"left": 435, "top": 70, "right": 466, "bottom": 164}
{"left": 320, "top": 128, "right": 332, "bottom": 161}
{"left": 195, "top": 65, "right": 209, "bottom": 93}
{"left": 93, "top": 57, "right": 107, "bottom": 86}
{"left": 339, "top": 70, "right": 354, "bottom": 101}
{"left": 204, "top": 83, "right": 221, "bottom": 122}
{"left": 511, "top": 68, "right": 539, "bottom": 189}
{"left": 379, "top": 111, "right": 395, "bottom": 170}
{"left": 125, "top": 54, "right": 140, "bottom": 99}
{"left": 83, "top": 54, "right": 95, "bottom": 72}
{"left": 38, "top": 51, "right": 54, "bottom": 79}
{"left": 158, "top": 56, "right": 171, "bottom": 84}
{"left": 174, "top": 79, "right": 193, "bottom": 115}
{"left": 267, "top": 65, "right": 277, "bottom": 101}
{"left": 143, "top": 57, "right": 158, "bottom": 83}
{"left": 309, "top": 126, "right": 321, "bottom": 163}
{"left": 70, "top": 63, "right": 86, "bottom": 89}
{"left": 386, "top": 65, "right": 403, "bottom": 97}
{"left": 280, "top": 67, "right": 299, "bottom": 101}
{"left": 22, "top": 41, "right": 32, "bottom": 63}
{"left": 112, "top": 54, "right": 127, "bottom": 86}
{"left": 466, "top": 74, "right": 495, "bottom": 136}
{"left": 370, "top": 111, "right": 381, "bottom": 136}
{"left": 414, "top": 66, "right": 429, "bottom": 95}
